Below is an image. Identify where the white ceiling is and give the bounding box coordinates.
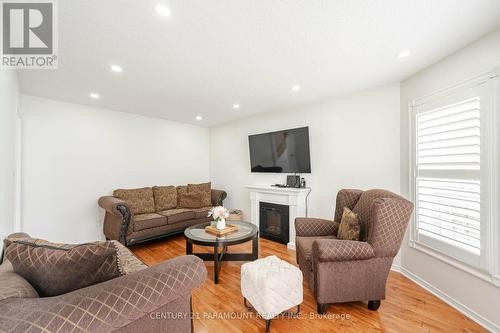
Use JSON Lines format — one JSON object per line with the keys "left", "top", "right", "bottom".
{"left": 19, "top": 0, "right": 500, "bottom": 126}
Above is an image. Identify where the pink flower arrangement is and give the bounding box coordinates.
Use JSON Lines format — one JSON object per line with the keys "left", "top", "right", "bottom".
{"left": 208, "top": 206, "right": 229, "bottom": 222}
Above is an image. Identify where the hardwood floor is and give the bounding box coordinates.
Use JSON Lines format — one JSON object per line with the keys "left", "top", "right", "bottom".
{"left": 131, "top": 235, "right": 487, "bottom": 333}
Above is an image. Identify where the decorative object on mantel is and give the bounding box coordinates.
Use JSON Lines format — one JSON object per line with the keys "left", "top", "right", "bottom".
{"left": 208, "top": 206, "right": 230, "bottom": 230}
{"left": 205, "top": 223, "right": 239, "bottom": 236}
{"left": 228, "top": 209, "right": 243, "bottom": 221}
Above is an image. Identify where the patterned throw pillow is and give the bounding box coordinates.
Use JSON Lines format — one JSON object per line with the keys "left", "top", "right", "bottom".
{"left": 178, "top": 192, "right": 205, "bottom": 209}
{"left": 176, "top": 185, "right": 188, "bottom": 207}
{"left": 111, "top": 241, "right": 148, "bottom": 275}
{"left": 337, "top": 207, "right": 361, "bottom": 241}
{"left": 5, "top": 239, "right": 120, "bottom": 297}
{"left": 187, "top": 182, "right": 212, "bottom": 207}
{"left": 113, "top": 187, "right": 155, "bottom": 215}
{"left": 153, "top": 185, "right": 177, "bottom": 211}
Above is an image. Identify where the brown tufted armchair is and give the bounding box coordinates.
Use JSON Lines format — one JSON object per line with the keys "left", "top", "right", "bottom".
{"left": 295, "top": 189, "right": 413, "bottom": 314}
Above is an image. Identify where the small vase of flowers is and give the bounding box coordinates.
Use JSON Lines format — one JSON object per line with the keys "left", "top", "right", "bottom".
{"left": 208, "top": 206, "right": 230, "bottom": 230}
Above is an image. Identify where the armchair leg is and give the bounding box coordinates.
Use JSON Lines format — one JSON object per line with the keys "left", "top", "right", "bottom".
{"left": 265, "top": 319, "right": 271, "bottom": 332}
{"left": 368, "top": 300, "right": 381, "bottom": 311}
{"left": 317, "top": 303, "right": 328, "bottom": 314}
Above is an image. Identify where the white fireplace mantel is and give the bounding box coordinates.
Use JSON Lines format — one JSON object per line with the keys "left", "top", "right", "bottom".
{"left": 246, "top": 185, "right": 311, "bottom": 250}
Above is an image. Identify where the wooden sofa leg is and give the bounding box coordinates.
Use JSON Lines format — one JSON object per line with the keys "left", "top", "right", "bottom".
{"left": 368, "top": 300, "right": 381, "bottom": 311}
{"left": 317, "top": 303, "right": 328, "bottom": 314}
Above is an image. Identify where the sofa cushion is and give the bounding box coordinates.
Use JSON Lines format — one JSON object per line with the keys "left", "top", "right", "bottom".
{"left": 5, "top": 239, "right": 120, "bottom": 297}
{"left": 187, "top": 182, "right": 211, "bottom": 192}
{"left": 133, "top": 213, "right": 168, "bottom": 231}
{"left": 153, "top": 185, "right": 177, "bottom": 212}
{"left": 337, "top": 207, "right": 361, "bottom": 241}
{"left": 127, "top": 218, "right": 205, "bottom": 244}
{"left": 158, "top": 208, "right": 196, "bottom": 224}
{"left": 176, "top": 185, "right": 188, "bottom": 206}
{"left": 193, "top": 206, "right": 213, "bottom": 219}
{"left": 0, "top": 261, "right": 39, "bottom": 301}
{"left": 296, "top": 235, "right": 337, "bottom": 271}
{"left": 178, "top": 192, "right": 205, "bottom": 209}
{"left": 113, "top": 187, "right": 155, "bottom": 215}
{"left": 188, "top": 182, "right": 212, "bottom": 207}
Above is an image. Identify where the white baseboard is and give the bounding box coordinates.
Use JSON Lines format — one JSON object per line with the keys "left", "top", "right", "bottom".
{"left": 392, "top": 266, "right": 499, "bottom": 332}
{"left": 295, "top": 252, "right": 495, "bottom": 330}
{"left": 390, "top": 263, "right": 401, "bottom": 272}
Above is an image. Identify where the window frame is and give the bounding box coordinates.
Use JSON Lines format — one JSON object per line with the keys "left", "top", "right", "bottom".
{"left": 408, "top": 70, "right": 499, "bottom": 286}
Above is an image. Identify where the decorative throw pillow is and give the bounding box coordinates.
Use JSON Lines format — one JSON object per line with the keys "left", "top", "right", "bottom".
{"left": 187, "top": 182, "right": 211, "bottom": 207}
{"left": 337, "top": 207, "right": 361, "bottom": 241}
{"left": 111, "top": 241, "right": 148, "bottom": 275}
{"left": 178, "top": 192, "right": 205, "bottom": 209}
{"left": 5, "top": 239, "right": 120, "bottom": 297}
{"left": 113, "top": 187, "right": 155, "bottom": 215}
{"left": 176, "top": 185, "right": 188, "bottom": 206}
{"left": 153, "top": 185, "right": 177, "bottom": 211}
{"left": 187, "top": 182, "right": 211, "bottom": 192}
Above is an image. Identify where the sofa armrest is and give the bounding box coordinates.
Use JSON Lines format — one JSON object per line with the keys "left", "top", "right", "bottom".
{"left": 2, "top": 233, "right": 32, "bottom": 264}
{"left": 99, "top": 196, "right": 133, "bottom": 245}
{"left": 98, "top": 196, "right": 130, "bottom": 216}
{"left": 334, "top": 189, "right": 363, "bottom": 222}
{"left": 211, "top": 189, "right": 227, "bottom": 206}
{"left": 312, "top": 239, "right": 375, "bottom": 262}
{"left": 0, "top": 255, "right": 207, "bottom": 332}
{"left": 295, "top": 217, "right": 339, "bottom": 237}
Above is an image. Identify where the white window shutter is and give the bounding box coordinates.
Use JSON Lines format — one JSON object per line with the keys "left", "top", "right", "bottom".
{"left": 415, "top": 97, "right": 481, "bottom": 257}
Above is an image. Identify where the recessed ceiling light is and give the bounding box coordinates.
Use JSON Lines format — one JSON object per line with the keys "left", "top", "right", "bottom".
{"left": 292, "top": 85, "right": 301, "bottom": 92}
{"left": 90, "top": 93, "right": 100, "bottom": 99}
{"left": 110, "top": 65, "right": 122, "bottom": 73}
{"left": 195, "top": 115, "right": 202, "bottom": 121}
{"left": 154, "top": 4, "right": 171, "bottom": 17}
{"left": 233, "top": 103, "right": 240, "bottom": 109}
{"left": 397, "top": 50, "right": 411, "bottom": 58}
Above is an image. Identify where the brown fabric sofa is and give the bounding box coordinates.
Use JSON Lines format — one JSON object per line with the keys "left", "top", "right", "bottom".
{"left": 0, "top": 233, "right": 207, "bottom": 333}
{"left": 295, "top": 189, "right": 413, "bottom": 313}
{"left": 99, "top": 185, "right": 227, "bottom": 246}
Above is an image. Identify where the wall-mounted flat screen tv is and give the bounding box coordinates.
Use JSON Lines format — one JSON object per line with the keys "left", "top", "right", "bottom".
{"left": 248, "top": 126, "right": 311, "bottom": 173}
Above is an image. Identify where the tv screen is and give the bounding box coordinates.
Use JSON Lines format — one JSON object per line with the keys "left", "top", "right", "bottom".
{"left": 248, "top": 127, "right": 311, "bottom": 173}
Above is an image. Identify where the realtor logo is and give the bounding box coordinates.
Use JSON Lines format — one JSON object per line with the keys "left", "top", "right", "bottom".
{"left": 1, "top": 0, "right": 58, "bottom": 68}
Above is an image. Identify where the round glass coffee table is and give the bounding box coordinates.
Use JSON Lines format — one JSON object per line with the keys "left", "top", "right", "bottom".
{"left": 184, "top": 220, "right": 259, "bottom": 284}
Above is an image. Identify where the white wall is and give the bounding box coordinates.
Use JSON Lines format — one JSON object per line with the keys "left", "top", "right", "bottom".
{"left": 210, "top": 83, "right": 401, "bottom": 224}
{"left": 400, "top": 27, "right": 500, "bottom": 330}
{"left": 20, "top": 95, "right": 210, "bottom": 243}
{"left": 0, "top": 70, "right": 19, "bottom": 247}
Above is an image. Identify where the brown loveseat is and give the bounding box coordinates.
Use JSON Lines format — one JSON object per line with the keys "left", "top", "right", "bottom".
{"left": 99, "top": 185, "right": 227, "bottom": 246}
{"left": 295, "top": 189, "right": 413, "bottom": 314}
{"left": 0, "top": 233, "right": 207, "bottom": 332}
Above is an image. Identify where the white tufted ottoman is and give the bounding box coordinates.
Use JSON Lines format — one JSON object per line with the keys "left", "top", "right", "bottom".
{"left": 241, "top": 255, "right": 303, "bottom": 332}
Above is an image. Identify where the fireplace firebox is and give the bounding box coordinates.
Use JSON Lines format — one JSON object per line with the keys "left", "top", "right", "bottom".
{"left": 259, "top": 202, "right": 289, "bottom": 244}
